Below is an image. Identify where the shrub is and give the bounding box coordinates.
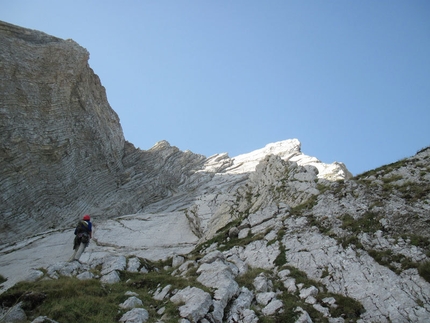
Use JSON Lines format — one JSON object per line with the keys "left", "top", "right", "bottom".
{"left": 235, "top": 267, "right": 269, "bottom": 290}
{"left": 329, "top": 294, "right": 365, "bottom": 319}
{"left": 274, "top": 244, "right": 287, "bottom": 267}
{"left": 418, "top": 261, "right": 430, "bottom": 283}
{"left": 290, "top": 195, "right": 318, "bottom": 215}
{"left": 341, "top": 212, "right": 382, "bottom": 234}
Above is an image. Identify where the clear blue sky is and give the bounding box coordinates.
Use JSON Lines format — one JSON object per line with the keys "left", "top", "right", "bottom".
{"left": 2, "top": 1, "right": 429, "bottom": 175}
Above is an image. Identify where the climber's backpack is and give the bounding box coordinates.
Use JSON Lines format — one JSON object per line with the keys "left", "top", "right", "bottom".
{"left": 76, "top": 221, "right": 90, "bottom": 244}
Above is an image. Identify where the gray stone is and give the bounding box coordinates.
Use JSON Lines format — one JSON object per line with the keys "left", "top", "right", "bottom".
{"left": 25, "top": 269, "right": 44, "bottom": 282}
{"left": 100, "top": 270, "right": 120, "bottom": 284}
{"left": 282, "top": 277, "right": 297, "bottom": 293}
{"left": 101, "top": 256, "right": 127, "bottom": 275}
{"left": 0, "top": 21, "right": 126, "bottom": 244}
{"left": 120, "top": 296, "right": 143, "bottom": 309}
{"left": 253, "top": 273, "right": 273, "bottom": 293}
{"left": 119, "top": 308, "right": 149, "bottom": 323}
{"left": 262, "top": 299, "right": 283, "bottom": 316}
{"left": 299, "top": 286, "right": 319, "bottom": 299}
{"left": 228, "top": 226, "right": 239, "bottom": 238}
{"left": 199, "top": 250, "right": 224, "bottom": 264}
{"left": 153, "top": 285, "right": 172, "bottom": 301}
{"left": 125, "top": 291, "right": 139, "bottom": 296}
{"left": 76, "top": 271, "right": 94, "bottom": 280}
{"left": 313, "top": 304, "right": 330, "bottom": 317}
{"left": 322, "top": 297, "right": 337, "bottom": 307}
{"left": 224, "top": 253, "right": 249, "bottom": 276}
{"left": 0, "top": 302, "right": 27, "bottom": 322}
{"left": 31, "top": 316, "right": 59, "bottom": 323}
{"left": 277, "top": 269, "right": 291, "bottom": 280}
{"left": 305, "top": 296, "right": 317, "bottom": 305}
{"left": 256, "top": 292, "right": 276, "bottom": 306}
{"left": 240, "top": 240, "right": 280, "bottom": 270}
{"left": 227, "top": 287, "right": 257, "bottom": 323}
{"left": 170, "top": 286, "right": 212, "bottom": 322}
{"left": 238, "top": 228, "right": 250, "bottom": 239}
{"left": 197, "top": 259, "right": 240, "bottom": 322}
{"left": 295, "top": 307, "right": 313, "bottom": 323}
{"left": 172, "top": 255, "right": 185, "bottom": 267}
{"left": 127, "top": 257, "right": 141, "bottom": 272}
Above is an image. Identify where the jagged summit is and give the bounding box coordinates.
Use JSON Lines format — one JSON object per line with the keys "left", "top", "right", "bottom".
{"left": 223, "top": 139, "right": 352, "bottom": 179}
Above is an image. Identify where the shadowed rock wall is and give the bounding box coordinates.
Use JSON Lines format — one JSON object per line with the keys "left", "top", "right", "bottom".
{"left": 0, "top": 21, "right": 126, "bottom": 237}
{"left": 0, "top": 21, "right": 209, "bottom": 242}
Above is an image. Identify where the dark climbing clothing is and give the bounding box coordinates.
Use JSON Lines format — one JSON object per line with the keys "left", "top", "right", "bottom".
{"left": 73, "top": 220, "right": 92, "bottom": 250}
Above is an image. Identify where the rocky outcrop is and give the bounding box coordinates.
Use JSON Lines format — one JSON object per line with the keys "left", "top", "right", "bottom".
{"left": 1, "top": 21, "right": 429, "bottom": 323}
{"left": 0, "top": 21, "right": 351, "bottom": 244}
{"left": 0, "top": 21, "right": 208, "bottom": 242}
{"left": 0, "top": 20, "right": 124, "bottom": 238}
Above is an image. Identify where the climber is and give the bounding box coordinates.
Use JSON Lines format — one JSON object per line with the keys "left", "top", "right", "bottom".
{"left": 68, "top": 214, "right": 93, "bottom": 262}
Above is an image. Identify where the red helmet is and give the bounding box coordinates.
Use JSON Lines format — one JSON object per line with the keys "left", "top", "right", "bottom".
{"left": 83, "top": 215, "right": 90, "bottom": 221}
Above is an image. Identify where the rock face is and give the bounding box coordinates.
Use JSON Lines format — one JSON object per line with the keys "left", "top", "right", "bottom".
{"left": 0, "top": 20, "right": 124, "bottom": 238}
{"left": 1, "top": 21, "right": 430, "bottom": 323}
{"left": 0, "top": 20, "right": 350, "bottom": 243}
{"left": 0, "top": 21, "right": 207, "bottom": 241}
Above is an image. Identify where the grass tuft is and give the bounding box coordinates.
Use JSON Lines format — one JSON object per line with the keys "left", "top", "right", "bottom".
{"left": 418, "top": 261, "right": 430, "bottom": 283}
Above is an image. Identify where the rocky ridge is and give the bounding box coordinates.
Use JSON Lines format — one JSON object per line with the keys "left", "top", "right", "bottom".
{"left": 1, "top": 147, "right": 429, "bottom": 323}
{"left": 1, "top": 21, "right": 430, "bottom": 323}
{"left": 0, "top": 20, "right": 351, "bottom": 244}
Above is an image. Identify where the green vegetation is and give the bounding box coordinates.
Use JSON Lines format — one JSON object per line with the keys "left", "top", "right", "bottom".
{"left": 416, "top": 146, "right": 430, "bottom": 155}
{"left": 0, "top": 263, "right": 206, "bottom": 323}
{"left": 339, "top": 235, "right": 363, "bottom": 250}
{"left": 367, "top": 249, "right": 430, "bottom": 283}
{"left": 321, "top": 293, "right": 365, "bottom": 320}
{"left": 235, "top": 267, "right": 270, "bottom": 290}
{"left": 290, "top": 195, "right": 318, "bottom": 216}
{"left": 354, "top": 158, "right": 409, "bottom": 180}
{"left": 418, "top": 261, "right": 430, "bottom": 283}
{"left": 0, "top": 274, "right": 6, "bottom": 285}
{"left": 403, "top": 234, "right": 430, "bottom": 252}
{"left": 0, "top": 278, "right": 132, "bottom": 323}
{"left": 195, "top": 224, "right": 266, "bottom": 254}
{"left": 283, "top": 265, "right": 316, "bottom": 287}
{"left": 274, "top": 244, "right": 287, "bottom": 267}
{"left": 368, "top": 249, "right": 405, "bottom": 274}
{"left": 256, "top": 266, "right": 365, "bottom": 323}
{"left": 395, "top": 181, "right": 430, "bottom": 203}
{"left": 340, "top": 212, "right": 383, "bottom": 234}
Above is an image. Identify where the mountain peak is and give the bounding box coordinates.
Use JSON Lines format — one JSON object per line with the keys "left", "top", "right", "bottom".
{"left": 1, "top": 21, "right": 429, "bottom": 323}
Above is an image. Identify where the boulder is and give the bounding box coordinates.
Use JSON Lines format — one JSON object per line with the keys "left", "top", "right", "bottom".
{"left": 170, "top": 287, "right": 213, "bottom": 322}
{"left": 119, "top": 296, "right": 143, "bottom": 309}
{"left": 119, "top": 308, "right": 149, "bottom": 323}
{"left": 153, "top": 285, "right": 172, "bottom": 301}
{"left": 0, "top": 302, "right": 27, "bottom": 322}
{"left": 100, "top": 270, "right": 120, "bottom": 284}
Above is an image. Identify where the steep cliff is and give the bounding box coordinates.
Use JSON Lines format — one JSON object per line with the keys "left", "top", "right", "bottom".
{"left": 0, "top": 21, "right": 125, "bottom": 238}
{"left": 0, "top": 21, "right": 208, "bottom": 241}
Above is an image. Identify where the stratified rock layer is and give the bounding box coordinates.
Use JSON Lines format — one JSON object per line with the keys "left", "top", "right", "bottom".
{"left": 0, "top": 21, "right": 124, "bottom": 237}
{"left": 3, "top": 21, "right": 429, "bottom": 323}
{"left": 0, "top": 21, "right": 350, "bottom": 243}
